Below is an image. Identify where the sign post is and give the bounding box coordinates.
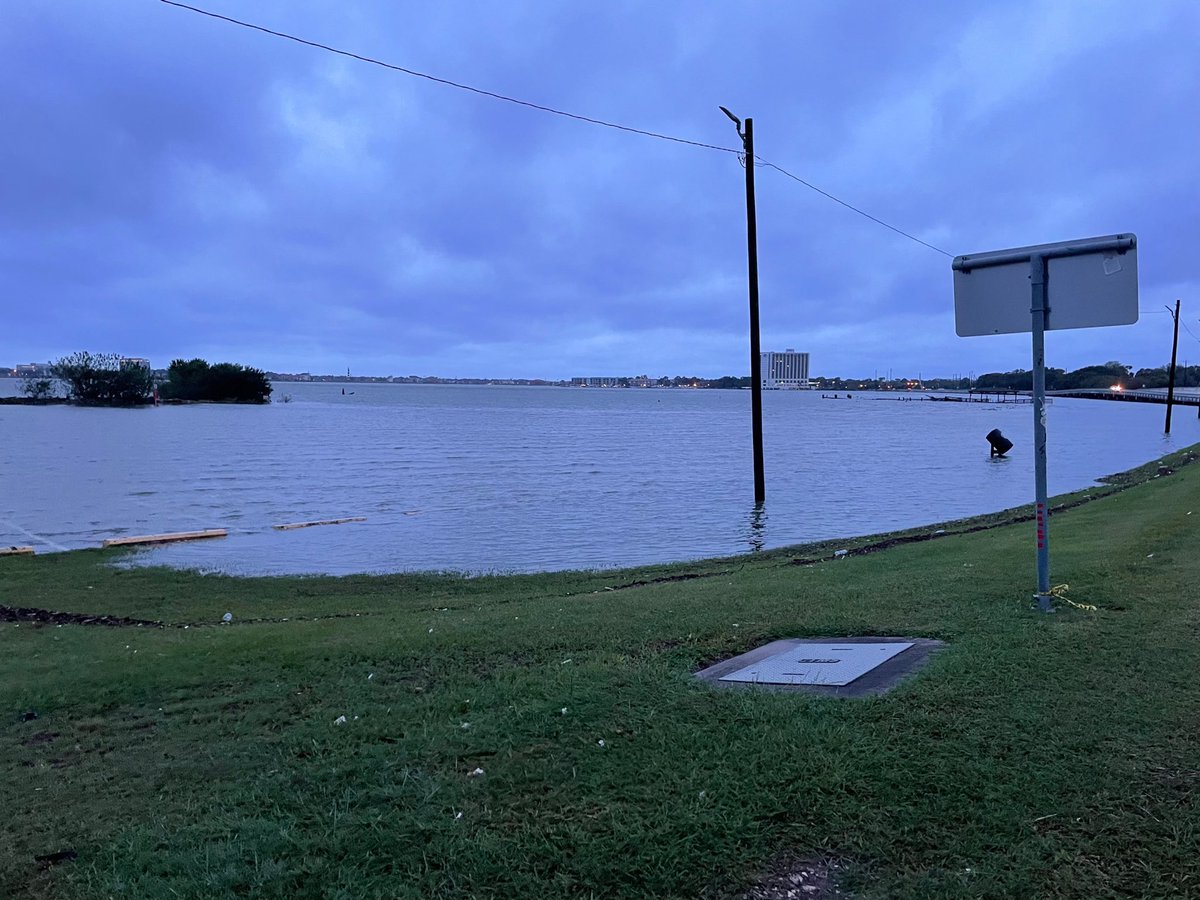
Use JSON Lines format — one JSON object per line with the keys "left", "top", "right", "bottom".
{"left": 1030, "top": 254, "right": 1050, "bottom": 606}
{"left": 952, "top": 234, "right": 1138, "bottom": 611}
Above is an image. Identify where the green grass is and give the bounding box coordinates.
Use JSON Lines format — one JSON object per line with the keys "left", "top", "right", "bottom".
{"left": 3, "top": 447, "right": 1199, "bottom": 898}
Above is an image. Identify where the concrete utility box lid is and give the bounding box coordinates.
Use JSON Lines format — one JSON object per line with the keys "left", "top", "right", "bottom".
{"left": 718, "top": 641, "right": 913, "bottom": 686}
{"left": 696, "top": 637, "right": 944, "bottom": 697}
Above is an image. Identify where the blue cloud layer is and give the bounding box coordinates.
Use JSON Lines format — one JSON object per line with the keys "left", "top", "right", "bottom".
{"left": 3, "top": 0, "right": 1197, "bottom": 378}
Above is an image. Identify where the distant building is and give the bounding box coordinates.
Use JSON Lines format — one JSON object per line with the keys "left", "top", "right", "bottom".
{"left": 760, "top": 349, "right": 810, "bottom": 389}
{"left": 14, "top": 362, "right": 53, "bottom": 378}
{"left": 571, "top": 377, "right": 622, "bottom": 387}
{"left": 119, "top": 357, "right": 151, "bottom": 369}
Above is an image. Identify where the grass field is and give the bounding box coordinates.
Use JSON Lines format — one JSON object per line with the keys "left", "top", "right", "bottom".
{"left": 3, "top": 446, "right": 1199, "bottom": 899}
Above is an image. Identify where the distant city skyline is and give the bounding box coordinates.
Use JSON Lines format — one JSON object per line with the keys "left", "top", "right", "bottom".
{"left": 3, "top": 2, "right": 1197, "bottom": 378}
{"left": 8, "top": 353, "right": 1194, "bottom": 386}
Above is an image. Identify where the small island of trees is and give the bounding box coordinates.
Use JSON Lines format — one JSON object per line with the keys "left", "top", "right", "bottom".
{"left": 31, "top": 352, "right": 272, "bottom": 406}
{"left": 159, "top": 358, "right": 272, "bottom": 403}
{"left": 50, "top": 351, "right": 156, "bottom": 405}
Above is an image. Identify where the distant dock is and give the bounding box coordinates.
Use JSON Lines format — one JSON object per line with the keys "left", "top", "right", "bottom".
{"left": 1049, "top": 389, "right": 1200, "bottom": 406}
{"left": 922, "top": 390, "right": 1034, "bottom": 404}
{"left": 919, "top": 388, "right": 1200, "bottom": 407}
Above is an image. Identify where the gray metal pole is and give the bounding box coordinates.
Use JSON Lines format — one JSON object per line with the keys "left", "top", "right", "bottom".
{"left": 1165, "top": 299, "right": 1180, "bottom": 433}
{"left": 1030, "top": 254, "right": 1052, "bottom": 610}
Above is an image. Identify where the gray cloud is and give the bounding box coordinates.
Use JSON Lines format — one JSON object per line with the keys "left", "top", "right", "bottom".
{"left": 3, "top": 0, "right": 1197, "bottom": 379}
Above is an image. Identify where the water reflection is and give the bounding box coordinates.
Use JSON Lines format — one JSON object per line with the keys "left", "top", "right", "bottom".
{"left": 744, "top": 503, "right": 768, "bottom": 553}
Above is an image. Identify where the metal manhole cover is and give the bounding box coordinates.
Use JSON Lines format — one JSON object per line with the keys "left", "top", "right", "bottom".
{"left": 717, "top": 641, "right": 914, "bottom": 686}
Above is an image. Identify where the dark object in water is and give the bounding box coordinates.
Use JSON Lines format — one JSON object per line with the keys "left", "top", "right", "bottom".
{"left": 986, "top": 429, "right": 1014, "bottom": 457}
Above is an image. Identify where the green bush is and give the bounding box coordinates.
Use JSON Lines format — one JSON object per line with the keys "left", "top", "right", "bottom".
{"left": 50, "top": 351, "right": 154, "bottom": 406}
{"left": 159, "top": 358, "right": 272, "bottom": 403}
{"left": 19, "top": 377, "right": 57, "bottom": 400}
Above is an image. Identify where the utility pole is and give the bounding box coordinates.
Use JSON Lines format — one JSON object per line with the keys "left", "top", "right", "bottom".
{"left": 720, "top": 106, "right": 765, "bottom": 504}
{"left": 1165, "top": 299, "right": 1180, "bottom": 433}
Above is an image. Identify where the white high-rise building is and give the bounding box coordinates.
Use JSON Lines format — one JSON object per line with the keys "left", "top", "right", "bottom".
{"left": 760, "top": 349, "right": 810, "bottom": 389}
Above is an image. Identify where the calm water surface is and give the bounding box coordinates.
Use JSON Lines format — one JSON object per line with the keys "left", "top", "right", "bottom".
{"left": 1, "top": 382, "right": 1195, "bottom": 575}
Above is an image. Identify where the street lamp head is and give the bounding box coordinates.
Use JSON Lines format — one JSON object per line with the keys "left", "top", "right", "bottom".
{"left": 719, "top": 106, "right": 742, "bottom": 131}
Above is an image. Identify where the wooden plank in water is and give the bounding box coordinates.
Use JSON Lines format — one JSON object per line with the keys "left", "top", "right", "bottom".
{"left": 1, "top": 546, "right": 35, "bottom": 556}
{"left": 272, "top": 517, "right": 367, "bottom": 531}
{"left": 102, "top": 529, "right": 228, "bottom": 548}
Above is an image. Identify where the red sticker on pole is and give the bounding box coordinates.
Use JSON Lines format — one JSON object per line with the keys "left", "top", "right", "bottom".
{"left": 1036, "top": 502, "right": 1046, "bottom": 549}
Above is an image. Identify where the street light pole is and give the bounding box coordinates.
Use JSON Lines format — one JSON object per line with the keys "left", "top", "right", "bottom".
{"left": 721, "top": 106, "right": 765, "bottom": 504}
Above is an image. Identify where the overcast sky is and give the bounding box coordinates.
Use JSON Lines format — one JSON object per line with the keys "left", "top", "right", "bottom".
{"left": 3, "top": 1, "right": 1197, "bottom": 379}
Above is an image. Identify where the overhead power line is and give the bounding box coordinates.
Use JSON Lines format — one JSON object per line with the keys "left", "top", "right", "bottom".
{"left": 1181, "top": 319, "right": 1200, "bottom": 345}
{"left": 158, "top": 0, "right": 737, "bottom": 155}
{"left": 159, "top": 0, "right": 951, "bottom": 258}
{"left": 759, "top": 162, "right": 951, "bottom": 257}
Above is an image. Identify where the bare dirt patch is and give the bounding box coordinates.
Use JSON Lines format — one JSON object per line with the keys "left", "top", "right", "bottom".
{"left": 1, "top": 604, "right": 164, "bottom": 628}
{"left": 735, "top": 854, "right": 847, "bottom": 899}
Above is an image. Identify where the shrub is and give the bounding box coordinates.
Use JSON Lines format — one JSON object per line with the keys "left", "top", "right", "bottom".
{"left": 20, "top": 377, "right": 57, "bottom": 400}
{"left": 159, "top": 358, "right": 272, "bottom": 403}
{"left": 50, "top": 352, "right": 154, "bottom": 406}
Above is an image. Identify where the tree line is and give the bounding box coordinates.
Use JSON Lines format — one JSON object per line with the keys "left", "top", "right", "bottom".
{"left": 32, "top": 352, "right": 272, "bottom": 406}
{"left": 969, "top": 361, "right": 1199, "bottom": 392}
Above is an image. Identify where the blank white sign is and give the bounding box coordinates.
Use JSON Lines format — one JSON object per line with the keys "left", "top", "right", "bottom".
{"left": 954, "top": 241, "right": 1138, "bottom": 337}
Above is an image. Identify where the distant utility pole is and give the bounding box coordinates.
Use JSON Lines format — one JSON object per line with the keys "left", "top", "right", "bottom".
{"left": 1165, "top": 299, "right": 1180, "bottom": 433}
{"left": 720, "top": 106, "right": 765, "bottom": 505}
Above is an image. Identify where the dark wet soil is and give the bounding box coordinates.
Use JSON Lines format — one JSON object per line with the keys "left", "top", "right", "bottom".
{"left": 0, "top": 605, "right": 165, "bottom": 628}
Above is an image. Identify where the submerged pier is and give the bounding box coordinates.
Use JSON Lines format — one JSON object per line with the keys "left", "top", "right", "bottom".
{"left": 1049, "top": 388, "right": 1200, "bottom": 406}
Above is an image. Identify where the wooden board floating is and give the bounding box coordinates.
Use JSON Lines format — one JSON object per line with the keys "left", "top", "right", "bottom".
{"left": 1, "top": 546, "right": 35, "bottom": 556}
{"left": 272, "top": 517, "right": 367, "bottom": 531}
{"left": 102, "top": 529, "right": 228, "bottom": 548}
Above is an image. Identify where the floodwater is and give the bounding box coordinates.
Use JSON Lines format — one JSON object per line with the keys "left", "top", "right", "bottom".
{"left": 1, "top": 381, "right": 1195, "bottom": 575}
